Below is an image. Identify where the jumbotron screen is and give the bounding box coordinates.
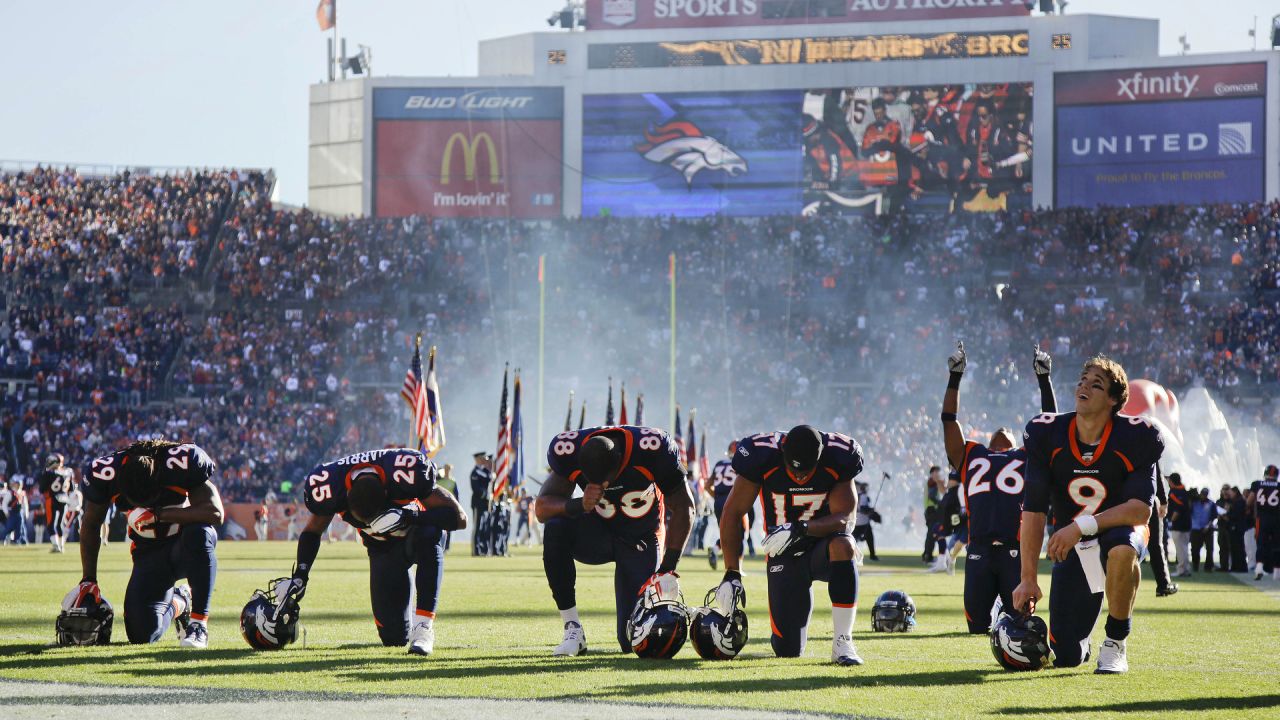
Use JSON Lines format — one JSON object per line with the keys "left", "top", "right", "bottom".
{"left": 581, "top": 83, "right": 1032, "bottom": 217}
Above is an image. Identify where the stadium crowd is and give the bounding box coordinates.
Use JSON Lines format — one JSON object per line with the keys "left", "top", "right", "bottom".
{"left": 2, "top": 166, "right": 1279, "bottom": 547}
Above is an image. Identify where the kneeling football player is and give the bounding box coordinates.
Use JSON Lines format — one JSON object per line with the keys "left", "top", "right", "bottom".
{"left": 1014, "top": 356, "right": 1164, "bottom": 674}
{"left": 536, "top": 425, "right": 695, "bottom": 655}
{"left": 273, "top": 447, "right": 465, "bottom": 655}
{"left": 714, "top": 425, "right": 866, "bottom": 665}
{"left": 71, "top": 440, "right": 223, "bottom": 648}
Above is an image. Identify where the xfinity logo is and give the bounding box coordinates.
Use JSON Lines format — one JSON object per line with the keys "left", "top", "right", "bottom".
{"left": 404, "top": 91, "right": 534, "bottom": 111}
{"left": 1115, "top": 71, "right": 1199, "bottom": 100}
{"left": 850, "top": 0, "right": 1014, "bottom": 8}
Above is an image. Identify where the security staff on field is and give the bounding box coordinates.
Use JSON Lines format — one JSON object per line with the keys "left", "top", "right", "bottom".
{"left": 470, "top": 452, "right": 494, "bottom": 556}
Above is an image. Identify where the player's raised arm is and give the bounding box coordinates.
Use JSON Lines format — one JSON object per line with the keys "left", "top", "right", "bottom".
{"left": 942, "top": 341, "right": 967, "bottom": 471}
{"left": 1033, "top": 344, "right": 1057, "bottom": 414}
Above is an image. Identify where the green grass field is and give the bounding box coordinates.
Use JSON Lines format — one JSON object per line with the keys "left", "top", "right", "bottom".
{"left": 1, "top": 540, "right": 1278, "bottom": 719}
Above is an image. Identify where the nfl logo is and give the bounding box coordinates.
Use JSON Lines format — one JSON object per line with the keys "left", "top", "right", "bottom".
{"left": 603, "top": 0, "right": 636, "bottom": 26}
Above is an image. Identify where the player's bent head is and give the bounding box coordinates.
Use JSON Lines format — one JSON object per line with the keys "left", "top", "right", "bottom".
{"left": 782, "top": 425, "right": 823, "bottom": 475}
{"left": 347, "top": 472, "right": 387, "bottom": 523}
{"left": 1079, "top": 355, "right": 1130, "bottom": 414}
{"left": 120, "top": 439, "right": 177, "bottom": 506}
{"left": 580, "top": 435, "right": 622, "bottom": 485}
{"left": 1266, "top": 464, "right": 1279, "bottom": 481}
{"left": 989, "top": 427, "right": 1016, "bottom": 452}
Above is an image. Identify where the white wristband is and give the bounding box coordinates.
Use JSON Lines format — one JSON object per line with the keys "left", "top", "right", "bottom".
{"left": 1074, "top": 514, "right": 1099, "bottom": 536}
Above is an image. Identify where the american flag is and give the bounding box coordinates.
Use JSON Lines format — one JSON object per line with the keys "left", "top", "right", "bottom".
{"left": 699, "top": 434, "right": 710, "bottom": 482}
{"left": 635, "top": 394, "right": 644, "bottom": 426}
{"left": 674, "top": 405, "right": 685, "bottom": 464}
{"left": 400, "top": 340, "right": 444, "bottom": 454}
{"left": 687, "top": 411, "right": 698, "bottom": 481}
{"left": 492, "top": 367, "right": 512, "bottom": 501}
{"left": 619, "top": 384, "right": 628, "bottom": 426}
{"left": 509, "top": 372, "right": 524, "bottom": 494}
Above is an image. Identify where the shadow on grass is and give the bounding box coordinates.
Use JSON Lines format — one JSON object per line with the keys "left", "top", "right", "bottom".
{"left": 1000, "top": 695, "right": 1280, "bottom": 715}
{"left": 597, "top": 667, "right": 1006, "bottom": 697}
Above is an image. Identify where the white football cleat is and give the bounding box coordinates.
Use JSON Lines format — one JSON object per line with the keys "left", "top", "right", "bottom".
{"left": 408, "top": 621, "right": 435, "bottom": 656}
{"left": 552, "top": 621, "right": 586, "bottom": 657}
{"left": 945, "top": 553, "right": 957, "bottom": 575}
{"left": 179, "top": 620, "right": 208, "bottom": 649}
{"left": 832, "top": 634, "right": 864, "bottom": 666}
{"left": 1095, "top": 638, "right": 1128, "bottom": 674}
{"left": 926, "top": 557, "right": 947, "bottom": 573}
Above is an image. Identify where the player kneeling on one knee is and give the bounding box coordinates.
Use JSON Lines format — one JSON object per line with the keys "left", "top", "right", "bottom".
{"left": 712, "top": 425, "right": 867, "bottom": 666}
{"left": 262, "top": 448, "right": 465, "bottom": 656}
{"left": 537, "top": 425, "right": 695, "bottom": 656}
{"left": 61, "top": 440, "right": 223, "bottom": 649}
{"left": 1012, "top": 356, "right": 1163, "bottom": 674}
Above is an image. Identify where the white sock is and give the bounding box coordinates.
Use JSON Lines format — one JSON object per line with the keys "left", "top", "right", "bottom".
{"left": 560, "top": 607, "right": 580, "bottom": 626}
{"left": 833, "top": 605, "right": 855, "bottom": 638}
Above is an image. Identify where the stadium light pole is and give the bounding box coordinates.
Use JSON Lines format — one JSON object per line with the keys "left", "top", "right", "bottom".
{"left": 538, "top": 255, "right": 546, "bottom": 469}
{"left": 669, "top": 253, "right": 676, "bottom": 433}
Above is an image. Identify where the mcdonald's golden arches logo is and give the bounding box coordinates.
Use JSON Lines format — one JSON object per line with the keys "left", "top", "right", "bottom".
{"left": 442, "top": 132, "right": 500, "bottom": 184}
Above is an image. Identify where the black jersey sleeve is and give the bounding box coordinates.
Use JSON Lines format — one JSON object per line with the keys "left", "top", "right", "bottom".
{"left": 302, "top": 462, "right": 344, "bottom": 516}
{"left": 1119, "top": 418, "right": 1163, "bottom": 506}
{"left": 822, "top": 432, "right": 865, "bottom": 483}
{"left": 730, "top": 433, "right": 781, "bottom": 485}
{"left": 1021, "top": 414, "right": 1057, "bottom": 514}
{"left": 642, "top": 429, "right": 687, "bottom": 495}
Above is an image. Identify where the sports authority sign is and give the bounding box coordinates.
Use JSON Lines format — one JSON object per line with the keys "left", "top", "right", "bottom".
{"left": 587, "top": 0, "right": 1028, "bottom": 30}
{"left": 1055, "top": 63, "right": 1267, "bottom": 105}
{"left": 373, "top": 87, "right": 563, "bottom": 218}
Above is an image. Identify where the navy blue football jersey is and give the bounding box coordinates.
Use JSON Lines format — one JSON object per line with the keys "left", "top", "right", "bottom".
{"left": 303, "top": 448, "right": 438, "bottom": 542}
{"left": 731, "top": 430, "right": 864, "bottom": 530}
{"left": 546, "top": 425, "right": 686, "bottom": 539}
{"left": 1023, "top": 412, "right": 1164, "bottom": 534}
{"left": 1252, "top": 479, "right": 1280, "bottom": 525}
{"left": 710, "top": 459, "right": 738, "bottom": 500}
{"left": 82, "top": 443, "right": 217, "bottom": 545}
{"left": 957, "top": 442, "right": 1025, "bottom": 544}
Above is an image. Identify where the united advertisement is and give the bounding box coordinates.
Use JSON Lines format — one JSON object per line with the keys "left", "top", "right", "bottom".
{"left": 373, "top": 87, "right": 563, "bottom": 218}
{"left": 582, "top": 83, "right": 1033, "bottom": 217}
{"left": 1054, "top": 63, "right": 1266, "bottom": 208}
{"left": 587, "top": 0, "right": 1028, "bottom": 31}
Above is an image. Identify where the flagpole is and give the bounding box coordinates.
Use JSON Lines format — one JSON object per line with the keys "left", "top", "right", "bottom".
{"left": 537, "top": 254, "right": 546, "bottom": 469}
{"left": 669, "top": 252, "right": 676, "bottom": 433}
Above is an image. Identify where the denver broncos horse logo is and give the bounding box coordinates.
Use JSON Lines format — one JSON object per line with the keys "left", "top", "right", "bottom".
{"left": 635, "top": 120, "right": 748, "bottom": 187}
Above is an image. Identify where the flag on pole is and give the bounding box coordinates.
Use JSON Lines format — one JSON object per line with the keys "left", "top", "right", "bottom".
{"left": 316, "top": 0, "right": 335, "bottom": 30}
{"left": 400, "top": 337, "right": 442, "bottom": 455}
{"left": 605, "top": 377, "right": 615, "bottom": 426}
{"left": 564, "top": 391, "right": 574, "bottom": 432}
{"left": 619, "top": 384, "right": 628, "bottom": 426}
{"left": 674, "top": 405, "right": 685, "bottom": 465}
{"left": 492, "top": 367, "right": 512, "bottom": 501}
{"left": 699, "top": 433, "right": 711, "bottom": 482}
{"left": 423, "top": 346, "right": 446, "bottom": 456}
{"left": 578, "top": 401, "right": 586, "bottom": 430}
{"left": 510, "top": 372, "right": 524, "bottom": 494}
{"left": 687, "top": 410, "right": 698, "bottom": 480}
{"left": 635, "top": 394, "right": 644, "bottom": 426}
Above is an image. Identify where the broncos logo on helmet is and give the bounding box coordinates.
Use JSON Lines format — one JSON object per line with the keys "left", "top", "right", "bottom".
{"left": 241, "top": 577, "right": 303, "bottom": 650}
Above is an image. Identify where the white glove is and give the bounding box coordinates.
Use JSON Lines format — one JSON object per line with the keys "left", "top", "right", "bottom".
{"left": 761, "top": 522, "right": 808, "bottom": 557}
{"left": 947, "top": 341, "right": 967, "bottom": 374}
{"left": 127, "top": 507, "right": 158, "bottom": 537}
{"left": 366, "top": 508, "right": 411, "bottom": 537}
{"left": 642, "top": 571, "right": 681, "bottom": 603}
{"left": 1033, "top": 343, "right": 1052, "bottom": 376}
{"left": 272, "top": 576, "right": 307, "bottom": 617}
{"left": 714, "top": 572, "right": 746, "bottom": 616}
{"left": 62, "top": 581, "right": 109, "bottom": 612}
